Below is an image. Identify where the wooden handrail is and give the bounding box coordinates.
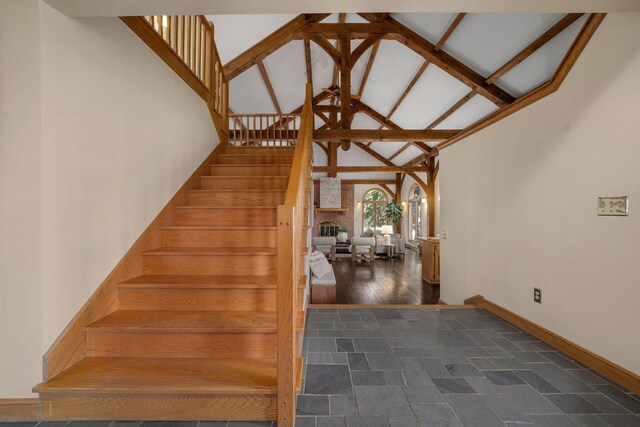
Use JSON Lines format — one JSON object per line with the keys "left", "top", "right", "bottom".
{"left": 276, "top": 83, "right": 313, "bottom": 427}
{"left": 141, "top": 15, "right": 228, "bottom": 120}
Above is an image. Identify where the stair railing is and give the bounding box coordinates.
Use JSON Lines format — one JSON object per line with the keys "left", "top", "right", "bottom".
{"left": 122, "top": 15, "right": 229, "bottom": 139}
{"left": 276, "top": 83, "right": 313, "bottom": 427}
{"left": 228, "top": 113, "right": 301, "bottom": 147}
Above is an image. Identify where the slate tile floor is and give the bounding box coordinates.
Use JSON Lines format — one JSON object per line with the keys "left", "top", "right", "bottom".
{"left": 297, "top": 308, "right": 640, "bottom": 427}
{"left": 3, "top": 309, "right": 639, "bottom": 427}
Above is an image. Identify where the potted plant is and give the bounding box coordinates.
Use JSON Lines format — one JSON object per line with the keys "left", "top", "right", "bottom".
{"left": 336, "top": 224, "right": 348, "bottom": 243}
{"left": 384, "top": 200, "right": 403, "bottom": 226}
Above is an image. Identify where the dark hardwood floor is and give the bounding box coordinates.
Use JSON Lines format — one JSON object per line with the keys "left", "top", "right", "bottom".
{"left": 332, "top": 250, "right": 440, "bottom": 305}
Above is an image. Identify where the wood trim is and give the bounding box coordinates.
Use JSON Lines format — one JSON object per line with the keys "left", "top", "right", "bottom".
{"left": 42, "top": 143, "right": 228, "bottom": 380}
{"left": 314, "top": 166, "right": 427, "bottom": 173}
{"left": 0, "top": 398, "right": 40, "bottom": 421}
{"left": 437, "top": 299, "right": 448, "bottom": 305}
{"left": 307, "top": 32, "right": 341, "bottom": 64}
{"left": 436, "top": 14, "right": 605, "bottom": 153}
{"left": 310, "top": 304, "right": 473, "bottom": 309}
{"left": 314, "top": 129, "right": 457, "bottom": 142}
{"left": 467, "top": 295, "right": 640, "bottom": 395}
{"left": 304, "top": 37, "right": 313, "bottom": 87}
{"left": 434, "top": 13, "right": 466, "bottom": 51}
{"left": 350, "top": 33, "right": 386, "bottom": 64}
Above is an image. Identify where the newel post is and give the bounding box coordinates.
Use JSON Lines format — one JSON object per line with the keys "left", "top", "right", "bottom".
{"left": 277, "top": 205, "right": 297, "bottom": 427}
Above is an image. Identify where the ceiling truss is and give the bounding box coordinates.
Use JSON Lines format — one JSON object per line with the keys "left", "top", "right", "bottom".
{"left": 223, "top": 11, "right": 605, "bottom": 170}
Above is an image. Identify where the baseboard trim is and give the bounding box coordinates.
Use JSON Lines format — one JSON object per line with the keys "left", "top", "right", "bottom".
{"left": 469, "top": 295, "right": 640, "bottom": 394}
{"left": 438, "top": 299, "right": 447, "bottom": 305}
{"left": 309, "top": 304, "right": 473, "bottom": 309}
{"left": 0, "top": 398, "right": 40, "bottom": 421}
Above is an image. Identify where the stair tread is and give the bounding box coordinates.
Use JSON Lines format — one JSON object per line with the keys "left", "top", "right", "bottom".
{"left": 161, "top": 226, "right": 277, "bottom": 230}
{"left": 34, "top": 357, "right": 277, "bottom": 395}
{"left": 117, "top": 275, "right": 304, "bottom": 289}
{"left": 143, "top": 247, "right": 277, "bottom": 256}
{"left": 189, "top": 189, "right": 285, "bottom": 193}
{"left": 176, "top": 205, "right": 276, "bottom": 209}
{"left": 87, "top": 310, "right": 305, "bottom": 332}
{"left": 201, "top": 176, "right": 288, "bottom": 179}
{"left": 118, "top": 274, "right": 278, "bottom": 288}
{"left": 87, "top": 310, "right": 279, "bottom": 332}
{"left": 211, "top": 164, "right": 292, "bottom": 167}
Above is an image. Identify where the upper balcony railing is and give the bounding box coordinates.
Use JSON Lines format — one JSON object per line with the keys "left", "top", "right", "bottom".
{"left": 227, "top": 113, "right": 301, "bottom": 147}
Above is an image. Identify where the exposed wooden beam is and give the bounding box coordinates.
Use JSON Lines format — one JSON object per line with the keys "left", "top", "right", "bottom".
{"left": 313, "top": 179, "right": 396, "bottom": 185}
{"left": 304, "top": 37, "right": 313, "bottom": 86}
{"left": 358, "top": 41, "right": 380, "bottom": 98}
{"left": 383, "top": 60, "right": 430, "bottom": 122}
{"left": 354, "top": 142, "right": 394, "bottom": 166}
{"left": 339, "top": 32, "right": 352, "bottom": 151}
{"left": 434, "top": 13, "right": 466, "bottom": 51}
{"left": 224, "top": 14, "right": 329, "bottom": 80}
{"left": 387, "top": 143, "right": 412, "bottom": 162}
{"left": 486, "top": 13, "right": 583, "bottom": 84}
{"left": 313, "top": 166, "right": 428, "bottom": 173}
{"left": 351, "top": 33, "right": 386, "bottom": 64}
{"left": 303, "top": 23, "right": 394, "bottom": 35}
{"left": 426, "top": 91, "right": 476, "bottom": 130}
{"left": 257, "top": 60, "right": 282, "bottom": 114}
{"left": 307, "top": 32, "right": 341, "bottom": 64}
{"left": 355, "top": 100, "right": 433, "bottom": 154}
{"left": 328, "top": 142, "right": 338, "bottom": 178}
{"left": 425, "top": 159, "right": 436, "bottom": 237}
{"left": 315, "top": 129, "right": 458, "bottom": 142}
{"left": 359, "top": 14, "right": 515, "bottom": 107}
{"left": 332, "top": 13, "right": 347, "bottom": 87}
{"left": 380, "top": 183, "right": 394, "bottom": 197}
{"left": 314, "top": 110, "right": 332, "bottom": 126}
{"left": 436, "top": 14, "right": 605, "bottom": 153}
{"left": 314, "top": 140, "right": 328, "bottom": 154}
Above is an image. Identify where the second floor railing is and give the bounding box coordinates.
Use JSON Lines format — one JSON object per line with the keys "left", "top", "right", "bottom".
{"left": 228, "top": 113, "right": 301, "bottom": 147}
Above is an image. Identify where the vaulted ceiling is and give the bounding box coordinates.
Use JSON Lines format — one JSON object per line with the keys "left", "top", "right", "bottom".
{"left": 208, "top": 12, "right": 600, "bottom": 179}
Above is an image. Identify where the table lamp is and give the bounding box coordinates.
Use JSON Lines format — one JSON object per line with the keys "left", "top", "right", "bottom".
{"left": 381, "top": 225, "right": 393, "bottom": 245}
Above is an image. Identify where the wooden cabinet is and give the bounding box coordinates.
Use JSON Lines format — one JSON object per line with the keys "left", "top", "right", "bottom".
{"left": 419, "top": 237, "right": 440, "bottom": 284}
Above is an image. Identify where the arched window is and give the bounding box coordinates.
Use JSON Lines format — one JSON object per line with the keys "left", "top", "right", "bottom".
{"left": 408, "top": 184, "right": 423, "bottom": 241}
{"left": 362, "top": 188, "right": 389, "bottom": 234}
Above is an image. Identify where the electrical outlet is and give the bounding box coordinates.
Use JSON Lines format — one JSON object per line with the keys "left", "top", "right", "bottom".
{"left": 534, "top": 288, "right": 542, "bottom": 304}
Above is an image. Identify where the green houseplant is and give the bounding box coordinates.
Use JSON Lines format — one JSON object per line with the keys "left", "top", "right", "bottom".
{"left": 384, "top": 200, "right": 403, "bottom": 225}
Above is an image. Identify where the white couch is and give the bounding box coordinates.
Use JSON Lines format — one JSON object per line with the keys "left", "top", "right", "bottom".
{"left": 309, "top": 251, "right": 336, "bottom": 303}
{"left": 363, "top": 230, "right": 405, "bottom": 256}
{"left": 312, "top": 236, "right": 337, "bottom": 262}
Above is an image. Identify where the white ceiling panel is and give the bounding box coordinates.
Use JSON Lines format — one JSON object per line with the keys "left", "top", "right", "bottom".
{"left": 321, "top": 14, "right": 339, "bottom": 23}
{"left": 434, "top": 95, "right": 498, "bottom": 129}
{"left": 496, "top": 15, "right": 587, "bottom": 97}
{"left": 207, "top": 14, "right": 296, "bottom": 64}
{"left": 313, "top": 143, "right": 328, "bottom": 165}
{"left": 229, "top": 65, "right": 274, "bottom": 113}
{"left": 263, "top": 41, "right": 306, "bottom": 113}
{"left": 339, "top": 145, "right": 388, "bottom": 166}
{"left": 392, "top": 13, "right": 458, "bottom": 45}
{"left": 391, "top": 64, "right": 471, "bottom": 129}
{"left": 351, "top": 39, "right": 370, "bottom": 95}
{"left": 359, "top": 40, "right": 425, "bottom": 116}
{"left": 442, "top": 13, "right": 564, "bottom": 77}
{"left": 392, "top": 146, "right": 423, "bottom": 166}
{"left": 351, "top": 113, "right": 380, "bottom": 130}
{"left": 368, "top": 142, "right": 407, "bottom": 158}
{"left": 347, "top": 13, "right": 369, "bottom": 23}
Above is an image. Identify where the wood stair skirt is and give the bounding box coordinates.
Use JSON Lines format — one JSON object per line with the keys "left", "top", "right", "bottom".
{"left": 34, "top": 145, "right": 308, "bottom": 421}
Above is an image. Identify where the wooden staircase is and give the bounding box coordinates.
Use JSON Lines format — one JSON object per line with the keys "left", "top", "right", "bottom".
{"left": 34, "top": 146, "right": 309, "bottom": 421}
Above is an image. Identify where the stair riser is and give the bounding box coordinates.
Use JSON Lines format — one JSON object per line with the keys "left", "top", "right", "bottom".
{"left": 161, "top": 229, "right": 276, "bottom": 248}
{"left": 86, "top": 332, "right": 276, "bottom": 359}
{"left": 38, "top": 394, "right": 277, "bottom": 420}
{"left": 118, "top": 288, "right": 277, "bottom": 311}
{"left": 143, "top": 254, "right": 276, "bottom": 276}
{"left": 201, "top": 177, "right": 288, "bottom": 190}
{"left": 174, "top": 208, "right": 276, "bottom": 226}
{"left": 187, "top": 191, "right": 285, "bottom": 206}
{"left": 217, "top": 155, "right": 293, "bottom": 165}
{"left": 209, "top": 165, "right": 291, "bottom": 176}
{"left": 225, "top": 147, "right": 294, "bottom": 155}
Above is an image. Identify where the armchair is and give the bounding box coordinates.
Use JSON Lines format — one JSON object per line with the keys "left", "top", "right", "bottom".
{"left": 350, "top": 237, "right": 376, "bottom": 263}
{"left": 312, "top": 236, "right": 337, "bottom": 262}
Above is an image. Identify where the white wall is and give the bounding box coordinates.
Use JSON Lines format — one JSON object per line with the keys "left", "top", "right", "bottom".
{"left": 439, "top": 13, "right": 640, "bottom": 374}
{"left": 0, "top": 0, "right": 43, "bottom": 399}
{"left": 0, "top": 2, "right": 218, "bottom": 397}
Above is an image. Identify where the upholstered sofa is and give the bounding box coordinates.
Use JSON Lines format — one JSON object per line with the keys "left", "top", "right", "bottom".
{"left": 349, "top": 237, "right": 376, "bottom": 262}
{"left": 312, "top": 236, "right": 337, "bottom": 262}
{"left": 361, "top": 230, "right": 405, "bottom": 256}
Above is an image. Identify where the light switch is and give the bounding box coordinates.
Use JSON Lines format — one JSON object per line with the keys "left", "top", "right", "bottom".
{"left": 597, "top": 196, "right": 629, "bottom": 216}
